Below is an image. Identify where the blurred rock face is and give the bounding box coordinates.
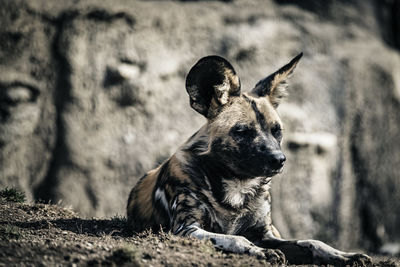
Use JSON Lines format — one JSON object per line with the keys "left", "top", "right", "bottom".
{"left": 34, "top": 10, "right": 205, "bottom": 216}
{"left": 1, "top": 0, "right": 400, "bottom": 251}
{"left": 0, "top": 2, "right": 57, "bottom": 201}
{"left": 37, "top": 13, "right": 143, "bottom": 217}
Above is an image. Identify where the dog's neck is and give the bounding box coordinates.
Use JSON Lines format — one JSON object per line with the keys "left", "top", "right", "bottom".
{"left": 221, "top": 177, "right": 271, "bottom": 209}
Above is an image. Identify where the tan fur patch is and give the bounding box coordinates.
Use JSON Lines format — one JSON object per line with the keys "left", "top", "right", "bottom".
{"left": 128, "top": 169, "right": 158, "bottom": 219}
{"left": 209, "top": 97, "right": 254, "bottom": 136}
{"left": 248, "top": 94, "right": 282, "bottom": 127}
{"left": 169, "top": 155, "right": 191, "bottom": 184}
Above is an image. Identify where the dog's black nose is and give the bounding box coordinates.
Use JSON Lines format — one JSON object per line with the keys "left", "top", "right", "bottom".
{"left": 269, "top": 151, "right": 286, "bottom": 169}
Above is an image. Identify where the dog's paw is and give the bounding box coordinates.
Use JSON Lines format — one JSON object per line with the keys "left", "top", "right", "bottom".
{"left": 263, "top": 248, "right": 286, "bottom": 265}
{"left": 345, "top": 252, "right": 372, "bottom": 266}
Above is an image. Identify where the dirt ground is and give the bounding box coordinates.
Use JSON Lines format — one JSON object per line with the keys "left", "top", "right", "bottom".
{"left": 0, "top": 191, "right": 399, "bottom": 267}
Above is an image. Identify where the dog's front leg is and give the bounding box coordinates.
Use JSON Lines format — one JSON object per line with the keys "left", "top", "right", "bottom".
{"left": 175, "top": 223, "right": 285, "bottom": 264}
{"left": 258, "top": 233, "right": 371, "bottom": 266}
{"left": 295, "top": 239, "right": 371, "bottom": 266}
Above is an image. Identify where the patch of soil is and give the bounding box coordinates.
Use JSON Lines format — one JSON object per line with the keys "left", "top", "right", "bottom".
{"left": 0, "top": 199, "right": 399, "bottom": 266}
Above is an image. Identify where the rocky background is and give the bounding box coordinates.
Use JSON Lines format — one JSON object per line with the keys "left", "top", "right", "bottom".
{"left": 1, "top": 0, "right": 399, "bottom": 254}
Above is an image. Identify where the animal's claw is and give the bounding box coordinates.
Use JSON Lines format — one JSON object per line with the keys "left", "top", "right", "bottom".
{"left": 263, "top": 248, "right": 286, "bottom": 265}
{"left": 346, "top": 253, "right": 372, "bottom": 266}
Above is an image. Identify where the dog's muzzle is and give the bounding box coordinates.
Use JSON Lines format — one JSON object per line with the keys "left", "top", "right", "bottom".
{"left": 268, "top": 151, "right": 286, "bottom": 171}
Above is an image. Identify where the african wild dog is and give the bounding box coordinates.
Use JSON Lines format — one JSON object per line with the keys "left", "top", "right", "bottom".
{"left": 127, "top": 54, "right": 371, "bottom": 265}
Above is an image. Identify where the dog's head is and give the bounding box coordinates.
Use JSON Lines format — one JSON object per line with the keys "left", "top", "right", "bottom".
{"left": 186, "top": 53, "right": 302, "bottom": 178}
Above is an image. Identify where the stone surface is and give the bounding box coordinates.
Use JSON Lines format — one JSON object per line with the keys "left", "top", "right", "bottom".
{"left": 0, "top": 0, "right": 399, "bottom": 251}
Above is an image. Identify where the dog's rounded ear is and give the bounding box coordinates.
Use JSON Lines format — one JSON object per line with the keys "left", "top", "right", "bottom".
{"left": 186, "top": 56, "right": 241, "bottom": 117}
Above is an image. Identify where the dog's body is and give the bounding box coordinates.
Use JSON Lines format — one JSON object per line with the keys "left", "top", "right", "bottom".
{"left": 127, "top": 54, "right": 371, "bottom": 265}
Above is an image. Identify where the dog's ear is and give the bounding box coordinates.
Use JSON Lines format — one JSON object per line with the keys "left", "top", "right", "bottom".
{"left": 186, "top": 56, "right": 241, "bottom": 117}
{"left": 251, "top": 53, "right": 302, "bottom": 108}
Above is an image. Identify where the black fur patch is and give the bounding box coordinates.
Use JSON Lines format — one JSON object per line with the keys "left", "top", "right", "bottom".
{"left": 250, "top": 100, "right": 268, "bottom": 131}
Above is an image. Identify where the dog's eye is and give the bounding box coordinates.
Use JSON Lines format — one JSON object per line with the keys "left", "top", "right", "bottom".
{"left": 271, "top": 124, "right": 282, "bottom": 139}
{"left": 232, "top": 124, "right": 250, "bottom": 134}
{"left": 230, "top": 124, "right": 256, "bottom": 141}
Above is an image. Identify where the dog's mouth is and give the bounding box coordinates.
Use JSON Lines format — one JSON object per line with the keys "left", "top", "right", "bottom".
{"left": 232, "top": 159, "right": 284, "bottom": 178}
{"left": 264, "top": 166, "right": 284, "bottom": 177}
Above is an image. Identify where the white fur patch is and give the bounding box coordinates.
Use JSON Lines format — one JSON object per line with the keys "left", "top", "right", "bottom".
{"left": 256, "top": 192, "right": 271, "bottom": 215}
{"left": 155, "top": 188, "right": 168, "bottom": 209}
{"left": 154, "top": 188, "right": 171, "bottom": 222}
{"left": 214, "top": 81, "right": 230, "bottom": 105}
{"left": 222, "top": 178, "right": 262, "bottom": 208}
{"left": 171, "top": 197, "right": 178, "bottom": 212}
{"left": 187, "top": 224, "right": 264, "bottom": 256}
